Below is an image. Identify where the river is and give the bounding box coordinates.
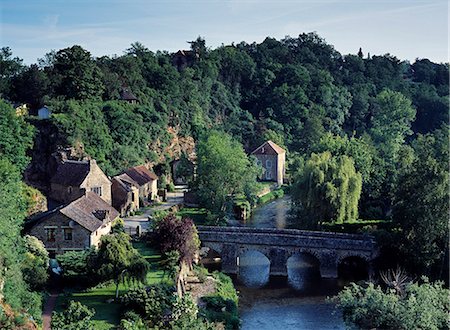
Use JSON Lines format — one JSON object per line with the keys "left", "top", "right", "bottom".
{"left": 228, "top": 196, "right": 347, "bottom": 330}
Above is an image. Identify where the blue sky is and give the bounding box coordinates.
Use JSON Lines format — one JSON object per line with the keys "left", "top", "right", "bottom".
{"left": 1, "top": 0, "right": 447, "bottom": 64}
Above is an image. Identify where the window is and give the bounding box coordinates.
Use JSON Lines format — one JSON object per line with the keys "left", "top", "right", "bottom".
{"left": 63, "top": 228, "right": 73, "bottom": 240}
{"left": 46, "top": 228, "right": 56, "bottom": 242}
{"left": 261, "top": 147, "right": 265, "bottom": 153}
{"left": 91, "top": 186, "right": 102, "bottom": 196}
{"left": 266, "top": 159, "right": 272, "bottom": 168}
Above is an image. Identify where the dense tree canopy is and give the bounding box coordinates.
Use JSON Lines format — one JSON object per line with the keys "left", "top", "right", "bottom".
{"left": 0, "top": 32, "right": 448, "bottom": 277}
{"left": 195, "top": 131, "right": 260, "bottom": 215}
{"left": 292, "top": 152, "right": 362, "bottom": 228}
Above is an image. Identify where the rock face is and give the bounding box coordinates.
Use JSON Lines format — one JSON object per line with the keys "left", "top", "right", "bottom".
{"left": 150, "top": 126, "right": 196, "bottom": 165}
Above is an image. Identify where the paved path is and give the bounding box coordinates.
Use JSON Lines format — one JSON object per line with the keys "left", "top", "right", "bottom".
{"left": 42, "top": 291, "right": 58, "bottom": 330}
{"left": 123, "top": 191, "right": 184, "bottom": 233}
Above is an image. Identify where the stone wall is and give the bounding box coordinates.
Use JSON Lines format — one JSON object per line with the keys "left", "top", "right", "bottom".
{"left": 255, "top": 153, "right": 284, "bottom": 186}
{"left": 198, "top": 226, "right": 377, "bottom": 278}
{"left": 28, "top": 213, "right": 91, "bottom": 255}
{"left": 82, "top": 161, "right": 112, "bottom": 205}
{"left": 50, "top": 183, "right": 85, "bottom": 204}
{"left": 90, "top": 222, "right": 112, "bottom": 247}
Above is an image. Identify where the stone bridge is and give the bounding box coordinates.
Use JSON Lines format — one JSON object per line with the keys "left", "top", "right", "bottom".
{"left": 197, "top": 226, "right": 378, "bottom": 278}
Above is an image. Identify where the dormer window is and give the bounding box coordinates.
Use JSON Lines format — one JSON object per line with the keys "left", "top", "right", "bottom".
{"left": 261, "top": 147, "right": 265, "bottom": 153}
{"left": 91, "top": 186, "right": 102, "bottom": 196}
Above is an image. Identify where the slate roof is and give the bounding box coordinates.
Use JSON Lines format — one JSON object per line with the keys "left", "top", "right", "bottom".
{"left": 50, "top": 160, "right": 90, "bottom": 186}
{"left": 124, "top": 165, "right": 157, "bottom": 186}
{"left": 119, "top": 88, "right": 138, "bottom": 101}
{"left": 112, "top": 173, "right": 139, "bottom": 192}
{"left": 59, "top": 192, "right": 119, "bottom": 232}
{"left": 251, "top": 140, "right": 285, "bottom": 155}
{"left": 26, "top": 192, "right": 119, "bottom": 233}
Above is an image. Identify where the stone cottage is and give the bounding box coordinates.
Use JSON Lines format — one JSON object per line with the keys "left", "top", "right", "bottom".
{"left": 124, "top": 165, "right": 158, "bottom": 202}
{"left": 50, "top": 159, "right": 112, "bottom": 205}
{"left": 26, "top": 192, "right": 119, "bottom": 257}
{"left": 111, "top": 173, "right": 140, "bottom": 216}
{"left": 251, "top": 140, "right": 286, "bottom": 186}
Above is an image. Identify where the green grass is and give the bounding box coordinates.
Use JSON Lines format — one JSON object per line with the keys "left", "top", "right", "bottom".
{"left": 257, "top": 188, "right": 284, "bottom": 205}
{"left": 55, "top": 241, "right": 169, "bottom": 329}
{"left": 177, "top": 207, "right": 208, "bottom": 225}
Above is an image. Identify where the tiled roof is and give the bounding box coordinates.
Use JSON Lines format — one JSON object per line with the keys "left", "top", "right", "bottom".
{"left": 50, "top": 160, "right": 90, "bottom": 186}
{"left": 124, "top": 165, "right": 157, "bottom": 186}
{"left": 251, "top": 140, "right": 285, "bottom": 155}
{"left": 112, "top": 173, "right": 139, "bottom": 192}
{"left": 59, "top": 192, "right": 119, "bottom": 232}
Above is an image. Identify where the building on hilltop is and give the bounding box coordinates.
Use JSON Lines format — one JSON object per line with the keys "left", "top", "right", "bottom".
{"left": 171, "top": 50, "right": 199, "bottom": 71}
{"left": 50, "top": 159, "right": 112, "bottom": 205}
{"left": 123, "top": 165, "right": 158, "bottom": 203}
{"left": 251, "top": 140, "right": 286, "bottom": 186}
{"left": 26, "top": 192, "right": 119, "bottom": 257}
{"left": 111, "top": 173, "right": 140, "bottom": 216}
{"left": 119, "top": 87, "right": 139, "bottom": 104}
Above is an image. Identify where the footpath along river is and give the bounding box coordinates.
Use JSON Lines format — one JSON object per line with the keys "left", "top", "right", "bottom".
{"left": 228, "top": 196, "right": 346, "bottom": 330}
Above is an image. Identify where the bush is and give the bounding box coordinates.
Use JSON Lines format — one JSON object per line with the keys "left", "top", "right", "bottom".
{"left": 120, "top": 285, "right": 174, "bottom": 325}
{"left": 22, "top": 235, "right": 49, "bottom": 290}
{"left": 56, "top": 248, "right": 98, "bottom": 285}
{"left": 119, "top": 311, "right": 147, "bottom": 330}
{"left": 194, "top": 265, "right": 209, "bottom": 283}
{"left": 167, "top": 182, "right": 176, "bottom": 192}
{"left": 51, "top": 301, "right": 95, "bottom": 330}
{"left": 111, "top": 218, "right": 125, "bottom": 234}
{"left": 257, "top": 188, "right": 284, "bottom": 204}
{"left": 200, "top": 272, "right": 239, "bottom": 330}
{"left": 335, "top": 279, "right": 450, "bottom": 330}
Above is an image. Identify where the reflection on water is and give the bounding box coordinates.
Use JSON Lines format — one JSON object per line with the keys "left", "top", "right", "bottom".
{"left": 248, "top": 196, "right": 293, "bottom": 229}
{"left": 287, "top": 254, "right": 321, "bottom": 291}
{"left": 233, "top": 195, "right": 346, "bottom": 330}
{"left": 238, "top": 251, "right": 270, "bottom": 287}
{"left": 240, "top": 300, "right": 344, "bottom": 330}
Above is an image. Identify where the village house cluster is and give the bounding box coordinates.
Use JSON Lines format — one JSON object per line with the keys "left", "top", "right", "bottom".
{"left": 25, "top": 139, "right": 285, "bottom": 257}
{"left": 26, "top": 158, "right": 158, "bottom": 257}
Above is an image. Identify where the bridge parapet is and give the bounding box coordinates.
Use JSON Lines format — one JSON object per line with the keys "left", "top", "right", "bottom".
{"left": 198, "top": 226, "right": 378, "bottom": 278}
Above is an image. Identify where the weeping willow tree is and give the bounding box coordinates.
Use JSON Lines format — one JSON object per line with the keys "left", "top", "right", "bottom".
{"left": 292, "top": 152, "right": 362, "bottom": 228}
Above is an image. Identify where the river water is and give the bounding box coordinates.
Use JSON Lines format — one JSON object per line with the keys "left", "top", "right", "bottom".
{"left": 228, "top": 196, "right": 347, "bottom": 330}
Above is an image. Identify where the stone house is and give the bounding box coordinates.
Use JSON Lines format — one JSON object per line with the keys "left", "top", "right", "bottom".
{"left": 26, "top": 192, "right": 119, "bottom": 257}
{"left": 111, "top": 173, "right": 140, "bottom": 216}
{"left": 251, "top": 140, "right": 286, "bottom": 186}
{"left": 124, "top": 165, "right": 158, "bottom": 202}
{"left": 50, "top": 159, "right": 112, "bottom": 205}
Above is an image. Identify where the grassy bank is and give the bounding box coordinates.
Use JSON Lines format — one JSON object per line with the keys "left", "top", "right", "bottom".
{"left": 54, "top": 241, "right": 169, "bottom": 329}
{"left": 257, "top": 187, "right": 285, "bottom": 205}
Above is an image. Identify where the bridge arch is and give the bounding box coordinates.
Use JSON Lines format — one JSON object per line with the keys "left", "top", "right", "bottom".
{"left": 199, "top": 245, "right": 222, "bottom": 272}
{"left": 237, "top": 249, "right": 271, "bottom": 287}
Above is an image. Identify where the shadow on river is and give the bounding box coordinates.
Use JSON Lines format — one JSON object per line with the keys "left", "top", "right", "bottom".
{"left": 226, "top": 196, "right": 347, "bottom": 330}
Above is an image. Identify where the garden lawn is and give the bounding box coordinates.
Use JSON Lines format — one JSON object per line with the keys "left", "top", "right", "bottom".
{"left": 177, "top": 207, "right": 208, "bottom": 225}
{"left": 55, "top": 241, "right": 169, "bottom": 329}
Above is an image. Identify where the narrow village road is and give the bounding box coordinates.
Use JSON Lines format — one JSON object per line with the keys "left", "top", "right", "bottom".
{"left": 123, "top": 191, "right": 184, "bottom": 232}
